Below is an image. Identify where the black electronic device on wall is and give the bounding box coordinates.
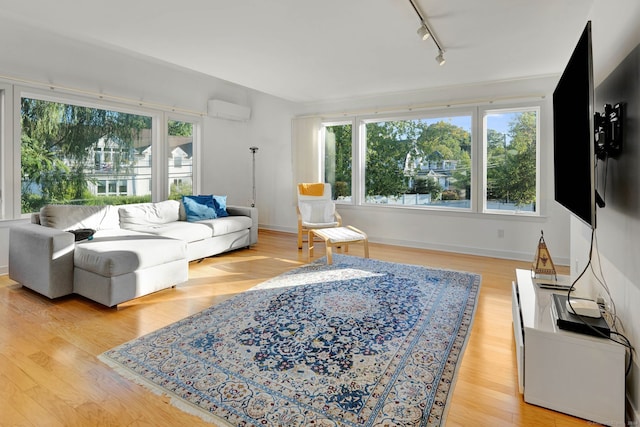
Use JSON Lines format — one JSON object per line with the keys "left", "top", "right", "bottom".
{"left": 553, "top": 21, "right": 599, "bottom": 229}
{"left": 552, "top": 21, "right": 625, "bottom": 230}
{"left": 595, "top": 102, "right": 624, "bottom": 159}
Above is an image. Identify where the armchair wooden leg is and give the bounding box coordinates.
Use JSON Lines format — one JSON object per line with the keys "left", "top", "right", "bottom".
{"left": 298, "top": 229, "right": 303, "bottom": 250}
{"left": 308, "top": 230, "right": 315, "bottom": 261}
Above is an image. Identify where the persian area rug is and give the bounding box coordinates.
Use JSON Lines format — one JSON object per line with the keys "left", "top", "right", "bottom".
{"left": 99, "top": 255, "right": 481, "bottom": 426}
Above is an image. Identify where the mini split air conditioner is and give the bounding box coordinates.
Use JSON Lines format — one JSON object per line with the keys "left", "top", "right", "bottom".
{"left": 207, "top": 99, "right": 251, "bottom": 121}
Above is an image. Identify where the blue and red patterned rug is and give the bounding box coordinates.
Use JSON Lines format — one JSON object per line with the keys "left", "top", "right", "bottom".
{"left": 99, "top": 255, "right": 481, "bottom": 426}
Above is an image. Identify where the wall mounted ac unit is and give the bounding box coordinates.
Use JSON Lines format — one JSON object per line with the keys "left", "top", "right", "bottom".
{"left": 207, "top": 99, "right": 251, "bottom": 121}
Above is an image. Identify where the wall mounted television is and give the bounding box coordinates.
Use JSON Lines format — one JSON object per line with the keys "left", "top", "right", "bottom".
{"left": 552, "top": 21, "right": 600, "bottom": 230}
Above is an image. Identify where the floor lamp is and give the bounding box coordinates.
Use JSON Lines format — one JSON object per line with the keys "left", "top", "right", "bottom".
{"left": 249, "top": 146, "right": 258, "bottom": 207}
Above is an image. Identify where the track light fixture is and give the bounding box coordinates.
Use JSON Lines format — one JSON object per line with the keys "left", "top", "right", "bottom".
{"left": 416, "top": 23, "right": 430, "bottom": 40}
{"left": 407, "top": 0, "right": 446, "bottom": 65}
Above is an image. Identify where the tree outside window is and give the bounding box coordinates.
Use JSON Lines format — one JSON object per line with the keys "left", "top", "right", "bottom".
{"left": 323, "top": 122, "right": 352, "bottom": 201}
{"left": 485, "top": 109, "right": 538, "bottom": 212}
{"left": 363, "top": 116, "right": 472, "bottom": 208}
{"left": 20, "top": 97, "right": 152, "bottom": 213}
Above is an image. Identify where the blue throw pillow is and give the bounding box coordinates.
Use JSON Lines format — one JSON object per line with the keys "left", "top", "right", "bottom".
{"left": 212, "top": 195, "right": 229, "bottom": 217}
{"left": 182, "top": 195, "right": 217, "bottom": 222}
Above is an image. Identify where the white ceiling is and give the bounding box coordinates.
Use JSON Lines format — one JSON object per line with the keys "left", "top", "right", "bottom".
{"left": 0, "top": 0, "right": 594, "bottom": 104}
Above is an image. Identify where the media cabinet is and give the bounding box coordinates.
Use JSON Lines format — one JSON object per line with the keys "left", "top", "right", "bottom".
{"left": 512, "top": 268, "right": 625, "bottom": 425}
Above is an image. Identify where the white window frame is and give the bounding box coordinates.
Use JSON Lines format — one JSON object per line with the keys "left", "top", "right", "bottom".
{"left": 0, "top": 84, "right": 202, "bottom": 220}
{"left": 480, "top": 104, "right": 541, "bottom": 217}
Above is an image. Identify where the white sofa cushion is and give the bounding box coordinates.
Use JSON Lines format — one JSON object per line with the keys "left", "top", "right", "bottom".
{"left": 74, "top": 234, "right": 187, "bottom": 277}
{"left": 118, "top": 200, "right": 181, "bottom": 227}
{"left": 196, "top": 216, "right": 253, "bottom": 237}
{"left": 122, "top": 222, "right": 212, "bottom": 243}
{"left": 39, "top": 204, "right": 120, "bottom": 231}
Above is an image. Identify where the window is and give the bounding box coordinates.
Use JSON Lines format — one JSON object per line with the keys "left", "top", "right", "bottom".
{"left": 20, "top": 97, "right": 153, "bottom": 212}
{"left": 320, "top": 104, "right": 540, "bottom": 217}
{"left": 483, "top": 107, "right": 539, "bottom": 213}
{"left": 0, "top": 85, "right": 202, "bottom": 220}
{"left": 167, "top": 119, "right": 194, "bottom": 199}
{"left": 363, "top": 115, "right": 472, "bottom": 209}
{"left": 322, "top": 122, "right": 352, "bottom": 201}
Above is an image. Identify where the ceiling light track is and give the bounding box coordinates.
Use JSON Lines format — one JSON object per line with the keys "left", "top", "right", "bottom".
{"left": 407, "top": 0, "right": 446, "bottom": 65}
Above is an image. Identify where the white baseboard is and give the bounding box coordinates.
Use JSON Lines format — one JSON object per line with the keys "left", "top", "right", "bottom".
{"left": 257, "top": 224, "right": 569, "bottom": 265}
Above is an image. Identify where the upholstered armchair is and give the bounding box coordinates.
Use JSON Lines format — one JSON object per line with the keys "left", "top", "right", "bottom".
{"left": 296, "top": 183, "right": 342, "bottom": 249}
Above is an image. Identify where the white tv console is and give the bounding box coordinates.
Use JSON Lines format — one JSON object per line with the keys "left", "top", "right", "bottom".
{"left": 512, "top": 268, "right": 625, "bottom": 425}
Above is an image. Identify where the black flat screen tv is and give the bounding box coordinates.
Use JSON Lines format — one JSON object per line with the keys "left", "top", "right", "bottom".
{"left": 552, "top": 21, "right": 597, "bottom": 229}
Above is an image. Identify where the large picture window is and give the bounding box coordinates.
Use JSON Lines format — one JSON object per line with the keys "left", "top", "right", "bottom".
{"left": 363, "top": 115, "right": 472, "bottom": 209}
{"left": 20, "top": 97, "right": 153, "bottom": 213}
{"left": 320, "top": 104, "right": 540, "bottom": 216}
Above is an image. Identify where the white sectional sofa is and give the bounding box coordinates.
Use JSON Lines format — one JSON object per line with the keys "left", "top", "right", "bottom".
{"left": 8, "top": 200, "right": 258, "bottom": 307}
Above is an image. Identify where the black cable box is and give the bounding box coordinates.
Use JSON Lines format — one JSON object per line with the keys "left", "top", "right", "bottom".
{"left": 551, "top": 294, "right": 611, "bottom": 338}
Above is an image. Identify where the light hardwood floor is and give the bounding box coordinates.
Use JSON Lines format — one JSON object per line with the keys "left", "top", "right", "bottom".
{"left": 0, "top": 230, "right": 593, "bottom": 426}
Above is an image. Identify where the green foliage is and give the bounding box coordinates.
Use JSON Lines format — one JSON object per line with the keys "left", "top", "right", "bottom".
{"left": 334, "top": 181, "right": 350, "bottom": 198}
{"left": 168, "top": 120, "right": 193, "bottom": 136}
{"left": 169, "top": 181, "right": 193, "bottom": 200}
{"left": 84, "top": 195, "right": 151, "bottom": 206}
{"left": 365, "top": 120, "right": 471, "bottom": 198}
{"left": 411, "top": 177, "right": 442, "bottom": 199}
{"left": 324, "top": 124, "right": 352, "bottom": 199}
{"left": 441, "top": 190, "right": 460, "bottom": 200}
{"left": 486, "top": 112, "right": 537, "bottom": 206}
{"left": 365, "top": 122, "right": 412, "bottom": 197}
{"left": 21, "top": 192, "right": 151, "bottom": 213}
{"left": 21, "top": 193, "right": 48, "bottom": 214}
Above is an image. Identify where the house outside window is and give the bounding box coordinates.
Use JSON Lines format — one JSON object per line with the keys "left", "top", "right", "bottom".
{"left": 15, "top": 95, "right": 201, "bottom": 216}
{"left": 362, "top": 114, "right": 472, "bottom": 209}
{"left": 168, "top": 119, "right": 194, "bottom": 199}
{"left": 20, "top": 97, "right": 153, "bottom": 212}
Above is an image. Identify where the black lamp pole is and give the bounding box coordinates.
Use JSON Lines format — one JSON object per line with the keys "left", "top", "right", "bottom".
{"left": 249, "top": 147, "right": 259, "bottom": 207}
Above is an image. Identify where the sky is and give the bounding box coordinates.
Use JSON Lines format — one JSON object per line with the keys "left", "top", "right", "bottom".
{"left": 423, "top": 112, "right": 516, "bottom": 135}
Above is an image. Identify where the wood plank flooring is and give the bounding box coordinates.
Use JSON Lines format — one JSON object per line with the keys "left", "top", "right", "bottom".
{"left": 0, "top": 230, "right": 594, "bottom": 426}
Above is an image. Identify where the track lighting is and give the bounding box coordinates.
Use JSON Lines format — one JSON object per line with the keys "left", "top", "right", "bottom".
{"left": 417, "top": 23, "right": 430, "bottom": 40}
{"left": 407, "top": 0, "right": 446, "bottom": 65}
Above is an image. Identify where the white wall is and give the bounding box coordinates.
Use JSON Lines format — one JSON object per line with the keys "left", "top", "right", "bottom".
{"left": 201, "top": 93, "right": 298, "bottom": 228}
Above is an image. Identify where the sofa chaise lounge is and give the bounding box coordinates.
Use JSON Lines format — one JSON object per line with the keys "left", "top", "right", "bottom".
{"left": 9, "top": 200, "right": 258, "bottom": 307}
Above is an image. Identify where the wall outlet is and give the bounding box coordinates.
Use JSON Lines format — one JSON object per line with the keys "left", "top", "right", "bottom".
{"left": 497, "top": 229, "right": 505, "bottom": 238}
